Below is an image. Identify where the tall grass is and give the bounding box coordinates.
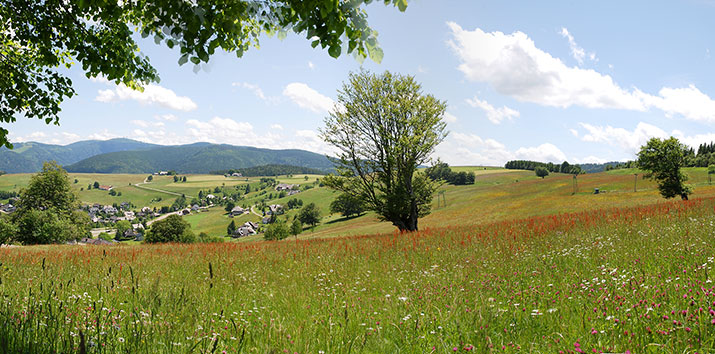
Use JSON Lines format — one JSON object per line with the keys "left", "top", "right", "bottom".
{"left": 1, "top": 197, "right": 715, "bottom": 352}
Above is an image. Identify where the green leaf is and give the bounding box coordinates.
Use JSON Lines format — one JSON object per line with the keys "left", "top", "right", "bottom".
{"left": 190, "top": 57, "right": 200, "bottom": 65}
{"left": 328, "top": 45, "right": 341, "bottom": 58}
{"left": 396, "top": 0, "right": 408, "bottom": 12}
{"left": 178, "top": 54, "right": 188, "bottom": 66}
{"left": 311, "top": 40, "right": 320, "bottom": 48}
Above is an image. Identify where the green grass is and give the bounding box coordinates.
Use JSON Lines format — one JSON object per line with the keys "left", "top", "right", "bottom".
{"left": 2, "top": 196, "right": 715, "bottom": 352}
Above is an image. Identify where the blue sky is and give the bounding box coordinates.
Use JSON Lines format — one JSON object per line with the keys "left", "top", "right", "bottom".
{"left": 7, "top": 0, "right": 715, "bottom": 166}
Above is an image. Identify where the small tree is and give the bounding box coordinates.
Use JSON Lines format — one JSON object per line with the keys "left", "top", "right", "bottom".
{"left": 227, "top": 220, "right": 236, "bottom": 235}
{"left": 145, "top": 215, "right": 195, "bottom": 243}
{"left": 0, "top": 217, "right": 18, "bottom": 245}
{"left": 182, "top": 176, "right": 187, "bottom": 182}
{"left": 93, "top": 181, "right": 100, "bottom": 189}
{"left": 535, "top": 167, "right": 549, "bottom": 179}
{"left": 637, "top": 137, "right": 692, "bottom": 200}
{"left": 173, "top": 176, "right": 179, "bottom": 182}
{"left": 224, "top": 201, "right": 236, "bottom": 213}
{"left": 13, "top": 162, "right": 89, "bottom": 244}
{"left": 709, "top": 164, "right": 715, "bottom": 185}
{"left": 298, "top": 203, "right": 321, "bottom": 228}
{"left": 330, "top": 193, "right": 366, "bottom": 218}
{"left": 115, "top": 220, "right": 132, "bottom": 240}
{"left": 290, "top": 219, "right": 303, "bottom": 238}
{"left": 147, "top": 175, "right": 153, "bottom": 181}
{"left": 264, "top": 219, "right": 290, "bottom": 241}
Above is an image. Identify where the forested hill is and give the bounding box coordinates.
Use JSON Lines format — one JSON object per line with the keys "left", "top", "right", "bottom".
{"left": 64, "top": 143, "right": 334, "bottom": 174}
{"left": 0, "top": 138, "right": 158, "bottom": 173}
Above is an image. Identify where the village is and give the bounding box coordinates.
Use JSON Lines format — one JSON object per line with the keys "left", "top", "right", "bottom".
{"left": 0, "top": 173, "right": 307, "bottom": 245}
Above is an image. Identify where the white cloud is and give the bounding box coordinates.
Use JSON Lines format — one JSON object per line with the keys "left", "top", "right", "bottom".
{"left": 448, "top": 22, "right": 715, "bottom": 123}
{"left": 95, "top": 84, "right": 198, "bottom": 111}
{"left": 465, "top": 96, "right": 520, "bottom": 124}
{"left": 569, "top": 129, "right": 579, "bottom": 137}
{"left": 515, "top": 143, "right": 568, "bottom": 163}
{"left": 270, "top": 124, "right": 284, "bottom": 130}
{"left": 447, "top": 22, "right": 645, "bottom": 110}
{"left": 443, "top": 112, "right": 458, "bottom": 123}
{"left": 308, "top": 61, "right": 315, "bottom": 70}
{"left": 577, "top": 121, "right": 715, "bottom": 155}
{"left": 433, "top": 132, "right": 513, "bottom": 166}
{"left": 283, "top": 82, "right": 335, "bottom": 113}
{"left": 559, "top": 27, "right": 596, "bottom": 65}
{"left": 155, "top": 114, "right": 178, "bottom": 121}
{"left": 87, "top": 130, "right": 120, "bottom": 141}
{"left": 578, "top": 121, "right": 667, "bottom": 153}
{"left": 638, "top": 85, "right": 715, "bottom": 123}
{"left": 233, "top": 82, "right": 268, "bottom": 101}
{"left": 10, "top": 131, "right": 82, "bottom": 145}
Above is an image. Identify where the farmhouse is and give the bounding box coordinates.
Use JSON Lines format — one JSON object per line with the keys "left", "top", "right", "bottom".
{"left": 232, "top": 221, "right": 259, "bottom": 238}
{"left": 98, "top": 185, "right": 113, "bottom": 191}
{"left": 267, "top": 204, "right": 284, "bottom": 215}
{"left": 275, "top": 183, "right": 298, "bottom": 191}
{"left": 230, "top": 206, "right": 247, "bottom": 216}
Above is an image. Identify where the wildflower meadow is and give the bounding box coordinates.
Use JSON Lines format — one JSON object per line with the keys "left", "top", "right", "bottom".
{"left": 1, "top": 197, "right": 715, "bottom": 353}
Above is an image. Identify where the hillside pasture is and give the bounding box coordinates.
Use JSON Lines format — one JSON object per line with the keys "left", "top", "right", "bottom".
{"left": 1, "top": 196, "right": 714, "bottom": 352}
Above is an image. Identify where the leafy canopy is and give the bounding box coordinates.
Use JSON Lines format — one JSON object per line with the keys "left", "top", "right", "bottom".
{"left": 145, "top": 214, "right": 195, "bottom": 243}
{"left": 298, "top": 202, "right": 321, "bottom": 227}
{"left": 0, "top": 0, "right": 408, "bottom": 148}
{"left": 11, "top": 161, "right": 89, "bottom": 244}
{"left": 321, "top": 70, "right": 447, "bottom": 232}
{"left": 636, "top": 137, "right": 692, "bottom": 200}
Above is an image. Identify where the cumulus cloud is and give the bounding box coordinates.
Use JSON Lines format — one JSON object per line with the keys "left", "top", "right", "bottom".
{"left": 433, "top": 132, "right": 513, "bottom": 166}
{"left": 448, "top": 22, "right": 715, "bottom": 123}
{"left": 559, "top": 27, "right": 596, "bottom": 65}
{"left": 443, "top": 112, "right": 458, "bottom": 123}
{"left": 638, "top": 85, "right": 715, "bottom": 123}
{"left": 10, "top": 131, "right": 82, "bottom": 145}
{"left": 283, "top": 82, "right": 335, "bottom": 113}
{"left": 578, "top": 122, "right": 668, "bottom": 153}
{"left": 434, "top": 132, "right": 571, "bottom": 165}
{"left": 465, "top": 96, "right": 520, "bottom": 124}
{"left": 232, "top": 82, "right": 271, "bottom": 101}
{"left": 577, "top": 121, "right": 715, "bottom": 154}
{"left": 447, "top": 22, "right": 644, "bottom": 110}
{"left": 155, "top": 114, "right": 179, "bottom": 121}
{"left": 515, "top": 143, "right": 568, "bottom": 163}
{"left": 95, "top": 84, "right": 198, "bottom": 111}
{"left": 270, "top": 124, "right": 284, "bottom": 130}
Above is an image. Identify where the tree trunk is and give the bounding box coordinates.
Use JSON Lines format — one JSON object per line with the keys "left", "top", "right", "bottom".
{"left": 681, "top": 193, "right": 689, "bottom": 201}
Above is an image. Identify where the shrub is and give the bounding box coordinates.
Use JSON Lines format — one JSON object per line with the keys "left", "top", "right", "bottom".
{"left": 145, "top": 215, "right": 195, "bottom": 243}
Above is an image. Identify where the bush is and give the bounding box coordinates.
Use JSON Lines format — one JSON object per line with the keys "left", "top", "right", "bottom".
{"left": 0, "top": 217, "right": 18, "bottom": 245}
{"left": 198, "top": 232, "right": 224, "bottom": 243}
{"left": 14, "top": 209, "right": 89, "bottom": 244}
{"left": 264, "top": 219, "right": 290, "bottom": 241}
{"left": 98, "top": 232, "right": 113, "bottom": 241}
{"left": 145, "top": 215, "right": 195, "bottom": 243}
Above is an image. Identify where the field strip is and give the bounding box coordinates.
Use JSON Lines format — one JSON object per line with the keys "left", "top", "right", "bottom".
{"left": 132, "top": 182, "right": 183, "bottom": 197}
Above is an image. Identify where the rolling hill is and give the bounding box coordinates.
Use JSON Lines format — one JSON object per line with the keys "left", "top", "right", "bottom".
{"left": 0, "top": 138, "right": 159, "bottom": 173}
{"left": 64, "top": 143, "right": 334, "bottom": 173}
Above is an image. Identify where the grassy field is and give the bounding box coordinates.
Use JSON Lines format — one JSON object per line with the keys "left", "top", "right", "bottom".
{"left": 2, "top": 194, "right": 715, "bottom": 352}
{"left": 2, "top": 168, "right": 715, "bottom": 240}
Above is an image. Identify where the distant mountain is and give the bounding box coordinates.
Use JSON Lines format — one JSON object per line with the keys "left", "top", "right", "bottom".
{"left": 0, "top": 138, "right": 159, "bottom": 173}
{"left": 65, "top": 143, "right": 334, "bottom": 174}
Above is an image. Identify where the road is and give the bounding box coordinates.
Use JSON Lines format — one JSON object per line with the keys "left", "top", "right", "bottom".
{"left": 132, "top": 178, "right": 183, "bottom": 197}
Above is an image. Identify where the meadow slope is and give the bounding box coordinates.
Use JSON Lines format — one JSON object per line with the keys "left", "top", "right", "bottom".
{"left": 1, "top": 196, "right": 714, "bottom": 352}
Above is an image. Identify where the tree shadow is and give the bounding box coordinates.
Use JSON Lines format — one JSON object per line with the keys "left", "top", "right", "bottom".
{"left": 325, "top": 214, "right": 364, "bottom": 224}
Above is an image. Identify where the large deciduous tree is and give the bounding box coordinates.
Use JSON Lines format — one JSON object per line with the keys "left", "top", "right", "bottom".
{"left": 12, "top": 161, "right": 89, "bottom": 244}
{"left": 321, "top": 70, "right": 447, "bottom": 232}
{"left": 0, "top": 0, "right": 408, "bottom": 148}
{"left": 636, "top": 137, "right": 692, "bottom": 200}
